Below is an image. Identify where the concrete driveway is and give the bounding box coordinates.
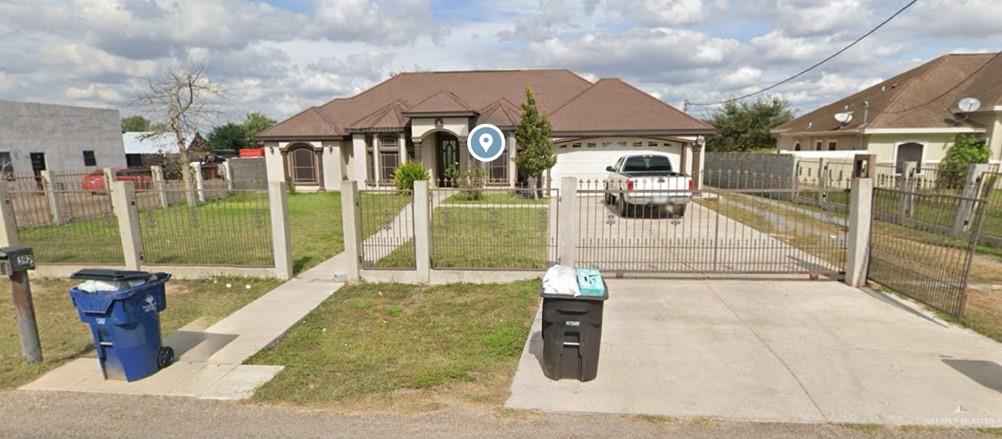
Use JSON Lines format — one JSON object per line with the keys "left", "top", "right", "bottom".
{"left": 575, "top": 196, "right": 841, "bottom": 274}
{"left": 506, "top": 279, "right": 1002, "bottom": 426}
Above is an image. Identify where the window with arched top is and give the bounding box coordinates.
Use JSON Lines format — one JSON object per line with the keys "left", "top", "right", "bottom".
{"left": 794, "top": 142, "right": 802, "bottom": 151}
{"left": 288, "top": 145, "right": 318, "bottom": 185}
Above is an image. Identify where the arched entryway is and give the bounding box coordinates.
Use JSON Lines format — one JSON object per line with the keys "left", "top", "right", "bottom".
{"left": 895, "top": 142, "right": 923, "bottom": 175}
{"left": 287, "top": 144, "right": 321, "bottom": 186}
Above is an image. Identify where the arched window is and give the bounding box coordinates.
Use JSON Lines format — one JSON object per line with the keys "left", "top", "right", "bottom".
{"left": 288, "top": 145, "right": 318, "bottom": 185}
{"left": 794, "top": 142, "right": 801, "bottom": 151}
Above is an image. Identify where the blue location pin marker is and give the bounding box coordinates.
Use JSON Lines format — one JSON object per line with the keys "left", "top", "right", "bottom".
{"left": 467, "top": 124, "right": 506, "bottom": 162}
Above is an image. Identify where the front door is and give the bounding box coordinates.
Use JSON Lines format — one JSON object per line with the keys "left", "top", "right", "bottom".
{"left": 436, "top": 133, "right": 459, "bottom": 185}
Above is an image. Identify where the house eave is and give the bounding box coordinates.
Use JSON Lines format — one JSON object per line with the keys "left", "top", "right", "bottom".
{"left": 256, "top": 134, "right": 347, "bottom": 141}
{"left": 552, "top": 128, "right": 715, "bottom": 137}
{"left": 862, "top": 127, "right": 987, "bottom": 135}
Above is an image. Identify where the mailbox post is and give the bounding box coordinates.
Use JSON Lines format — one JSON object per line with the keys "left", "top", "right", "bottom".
{"left": 1, "top": 246, "right": 41, "bottom": 363}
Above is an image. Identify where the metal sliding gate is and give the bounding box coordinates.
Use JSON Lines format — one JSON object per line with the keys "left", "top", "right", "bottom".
{"left": 867, "top": 187, "right": 984, "bottom": 317}
{"left": 573, "top": 178, "right": 848, "bottom": 278}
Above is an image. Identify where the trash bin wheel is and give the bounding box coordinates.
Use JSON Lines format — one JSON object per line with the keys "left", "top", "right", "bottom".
{"left": 157, "top": 346, "right": 175, "bottom": 369}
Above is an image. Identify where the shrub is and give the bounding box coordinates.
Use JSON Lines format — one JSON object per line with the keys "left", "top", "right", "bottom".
{"left": 939, "top": 134, "right": 989, "bottom": 188}
{"left": 458, "top": 166, "right": 486, "bottom": 200}
{"left": 393, "top": 161, "right": 431, "bottom": 190}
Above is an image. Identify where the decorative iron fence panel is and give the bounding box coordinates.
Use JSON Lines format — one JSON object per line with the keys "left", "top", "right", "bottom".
{"left": 868, "top": 188, "right": 983, "bottom": 317}
{"left": 359, "top": 188, "right": 416, "bottom": 270}
{"left": 138, "top": 188, "right": 273, "bottom": 267}
{"left": 429, "top": 183, "right": 557, "bottom": 270}
{"left": 11, "top": 187, "right": 123, "bottom": 264}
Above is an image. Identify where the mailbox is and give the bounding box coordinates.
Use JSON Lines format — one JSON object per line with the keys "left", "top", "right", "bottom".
{"left": 0, "top": 246, "right": 35, "bottom": 275}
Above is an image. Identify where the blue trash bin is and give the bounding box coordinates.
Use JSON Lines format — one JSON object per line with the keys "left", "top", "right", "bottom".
{"left": 68, "top": 269, "right": 175, "bottom": 382}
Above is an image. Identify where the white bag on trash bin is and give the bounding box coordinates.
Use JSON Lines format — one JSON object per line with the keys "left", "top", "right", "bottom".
{"left": 542, "top": 265, "right": 580, "bottom": 297}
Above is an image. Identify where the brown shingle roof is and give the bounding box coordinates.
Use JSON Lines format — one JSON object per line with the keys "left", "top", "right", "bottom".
{"left": 259, "top": 69, "right": 712, "bottom": 139}
{"left": 403, "top": 90, "right": 475, "bottom": 115}
{"left": 476, "top": 98, "right": 522, "bottom": 128}
{"left": 548, "top": 78, "right": 713, "bottom": 135}
{"left": 775, "top": 53, "right": 1002, "bottom": 135}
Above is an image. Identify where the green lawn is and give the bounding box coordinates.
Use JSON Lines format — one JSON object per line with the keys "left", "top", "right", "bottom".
{"left": 287, "top": 191, "right": 342, "bottom": 273}
{"left": 12, "top": 190, "right": 410, "bottom": 274}
{"left": 375, "top": 204, "right": 551, "bottom": 270}
{"left": 249, "top": 280, "right": 540, "bottom": 405}
{"left": 0, "top": 276, "right": 279, "bottom": 389}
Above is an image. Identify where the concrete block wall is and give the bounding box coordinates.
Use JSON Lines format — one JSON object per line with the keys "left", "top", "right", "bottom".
{"left": 0, "top": 100, "right": 126, "bottom": 173}
{"left": 704, "top": 152, "right": 796, "bottom": 190}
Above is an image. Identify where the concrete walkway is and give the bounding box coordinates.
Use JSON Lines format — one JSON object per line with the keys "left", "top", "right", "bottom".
{"left": 507, "top": 279, "right": 1002, "bottom": 426}
{"left": 20, "top": 253, "right": 346, "bottom": 400}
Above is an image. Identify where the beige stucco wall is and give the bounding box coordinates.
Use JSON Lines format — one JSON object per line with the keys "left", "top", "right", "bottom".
{"left": 776, "top": 133, "right": 865, "bottom": 152}
{"left": 411, "top": 117, "right": 470, "bottom": 140}
{"left": 862, "top": 133, "right": 958, "bottom": 164}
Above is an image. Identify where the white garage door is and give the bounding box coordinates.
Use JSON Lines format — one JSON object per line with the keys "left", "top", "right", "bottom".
{"left": 549, "top": 143, "right": 681, "bottom": 189}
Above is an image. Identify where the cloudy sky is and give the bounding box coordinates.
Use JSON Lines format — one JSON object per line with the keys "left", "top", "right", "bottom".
{"left": 0, "top": 0, "right": 998, "bottom": 128}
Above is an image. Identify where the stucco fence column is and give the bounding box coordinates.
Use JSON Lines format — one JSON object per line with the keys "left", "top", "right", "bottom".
{"left": 0, "top": 180, "right": 20, "bottom": 247}
{"left": 339, "top": 180, "right": 362, "bottom": 281}
{"left": 110, "top": 181, "right": 144, "bottom": 270}
{"left": 39, "top": 170, "right": 63, "bottom": 225}
{"left": 269, "top": 181, "right": 293, "bottom": 280}
{"left": 845, "top": 154, "right": 876, "bottom": 288}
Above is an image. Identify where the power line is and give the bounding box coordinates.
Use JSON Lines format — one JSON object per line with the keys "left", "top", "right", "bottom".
{"left": 686, "top": 0, "right": 919, "bottom": 108}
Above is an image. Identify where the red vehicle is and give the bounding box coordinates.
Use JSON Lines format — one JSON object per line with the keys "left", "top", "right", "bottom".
{"left": 81, "top": 168, "right": 152, "bottom": 191}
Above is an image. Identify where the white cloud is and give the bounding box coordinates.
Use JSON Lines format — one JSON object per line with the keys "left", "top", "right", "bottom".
{"left": 0, "top": 0, "right": 991, "bottom": 125}
{"left": 606, "top": 0, "right": 705, "bottom": 26}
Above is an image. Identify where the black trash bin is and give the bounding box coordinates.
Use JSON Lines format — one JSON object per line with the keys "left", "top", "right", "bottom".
{"left": 541, "top": 271, "right": 608, "bottom": 382}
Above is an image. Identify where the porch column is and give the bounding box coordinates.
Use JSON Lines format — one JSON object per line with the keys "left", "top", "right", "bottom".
{"left": 680, "top": 143, "right": 689, "bottom": 176}
{"left": 398, "top": 135, "right": 407, "bottom": 166}
{"left": 373, "top": 135, "right": 381, "bottom": 187}
{"left": 323, "top": 143, "right": 343, "bottom": 188}
{"left": 351, "top": 134, "right": 366, "bottom": 182}
{"left": 691, "top": 138, "right": 704, "bottom": 190}
{"left": 314, "top": 147, "right": 325, "bottom": 191}
{"left": 508, "top": 132, "right": 517, "bottom": 188}
{"left": 280, "top": 148, "right": 291, "bottom": 185}
{"left": 458, "top": 138, "right": 469, "bottom": 173}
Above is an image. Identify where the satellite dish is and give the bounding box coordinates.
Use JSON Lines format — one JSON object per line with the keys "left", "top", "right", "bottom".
{"left": 958, "top": 97, "right": 982, "bottom": 112}
{"left": 834, "top": 111, "right": 853, "bottom": 124}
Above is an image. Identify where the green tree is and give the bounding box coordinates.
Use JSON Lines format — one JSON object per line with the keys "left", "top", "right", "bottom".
{"left": 706, "top": 97, "right": 794, "bottom": 152}
{"left": 121, "top": 114, "right": 151, "bottom": 132}
{"left": 242, "top": 111, "right": 276, "bottom": 141}
{"left": 205, "top": 122, "right": 249, "bottom": 152}
{"left": 515, "top": 87, "right": 556, "bottom": 196}
{"left": 939, "top": 134, "right": 990, "bottom": 188}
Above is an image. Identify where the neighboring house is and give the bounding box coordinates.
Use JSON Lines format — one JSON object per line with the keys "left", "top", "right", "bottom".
{"left": 122, "top": 131, "right": 204, "bottom": 168}
{"left": 0, "top": 100, "right": 126, "bottom": 176}
{"left": 257, "top": 70, "right": 714, "bottom": 190}
{"left": 772, "top": 53, "right": 1002, "bottom": 172}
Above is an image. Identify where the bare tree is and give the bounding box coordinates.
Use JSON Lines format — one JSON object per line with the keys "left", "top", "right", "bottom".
{"left": 134, "top": 64, "right": 223, "bottom": 206}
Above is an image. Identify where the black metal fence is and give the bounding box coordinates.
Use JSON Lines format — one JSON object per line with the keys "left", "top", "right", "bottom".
{"left": 868, "top": 188, "right": 984, "bottom": 317}
{"left": 138, "top": 188, "right": 273, "bottom": 267}
{"left": 11, "top": 186, "right": 124, "bottom": 265}
{"left": 575, "top": 175, "right": 847, "bottom": 277}
{"left": 358, "top": 188, "right": 416, "bottom": 269}
{"left": 430, "top": 181, "right": 557, "bottom": 270}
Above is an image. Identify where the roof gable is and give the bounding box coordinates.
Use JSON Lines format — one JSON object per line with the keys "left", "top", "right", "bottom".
{"left": 476, "top": 98, "right": 522, "bottom": 127}
{"left": 404, "top": 90, "right": 474, "bottom": 114}
{"left": 776, "top": 53, "right": 1001, "bottom": 134}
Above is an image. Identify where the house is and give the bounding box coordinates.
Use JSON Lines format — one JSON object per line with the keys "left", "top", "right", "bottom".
{"left": 0, "top": 100, "right": 126, "bottom": 177}
{"left": 257, "top": 70, "right": 714, "bottom": 190}
{"left": 772, "top": 53, "right": 1002, "bottom": 172}
{"left": 122, "top": 131, "right": 204, "bottom": 168}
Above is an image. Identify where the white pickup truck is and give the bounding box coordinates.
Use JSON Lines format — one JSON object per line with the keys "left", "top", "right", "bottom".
{"left": 604, "top": 154, "right": 693, "bottom": 217}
